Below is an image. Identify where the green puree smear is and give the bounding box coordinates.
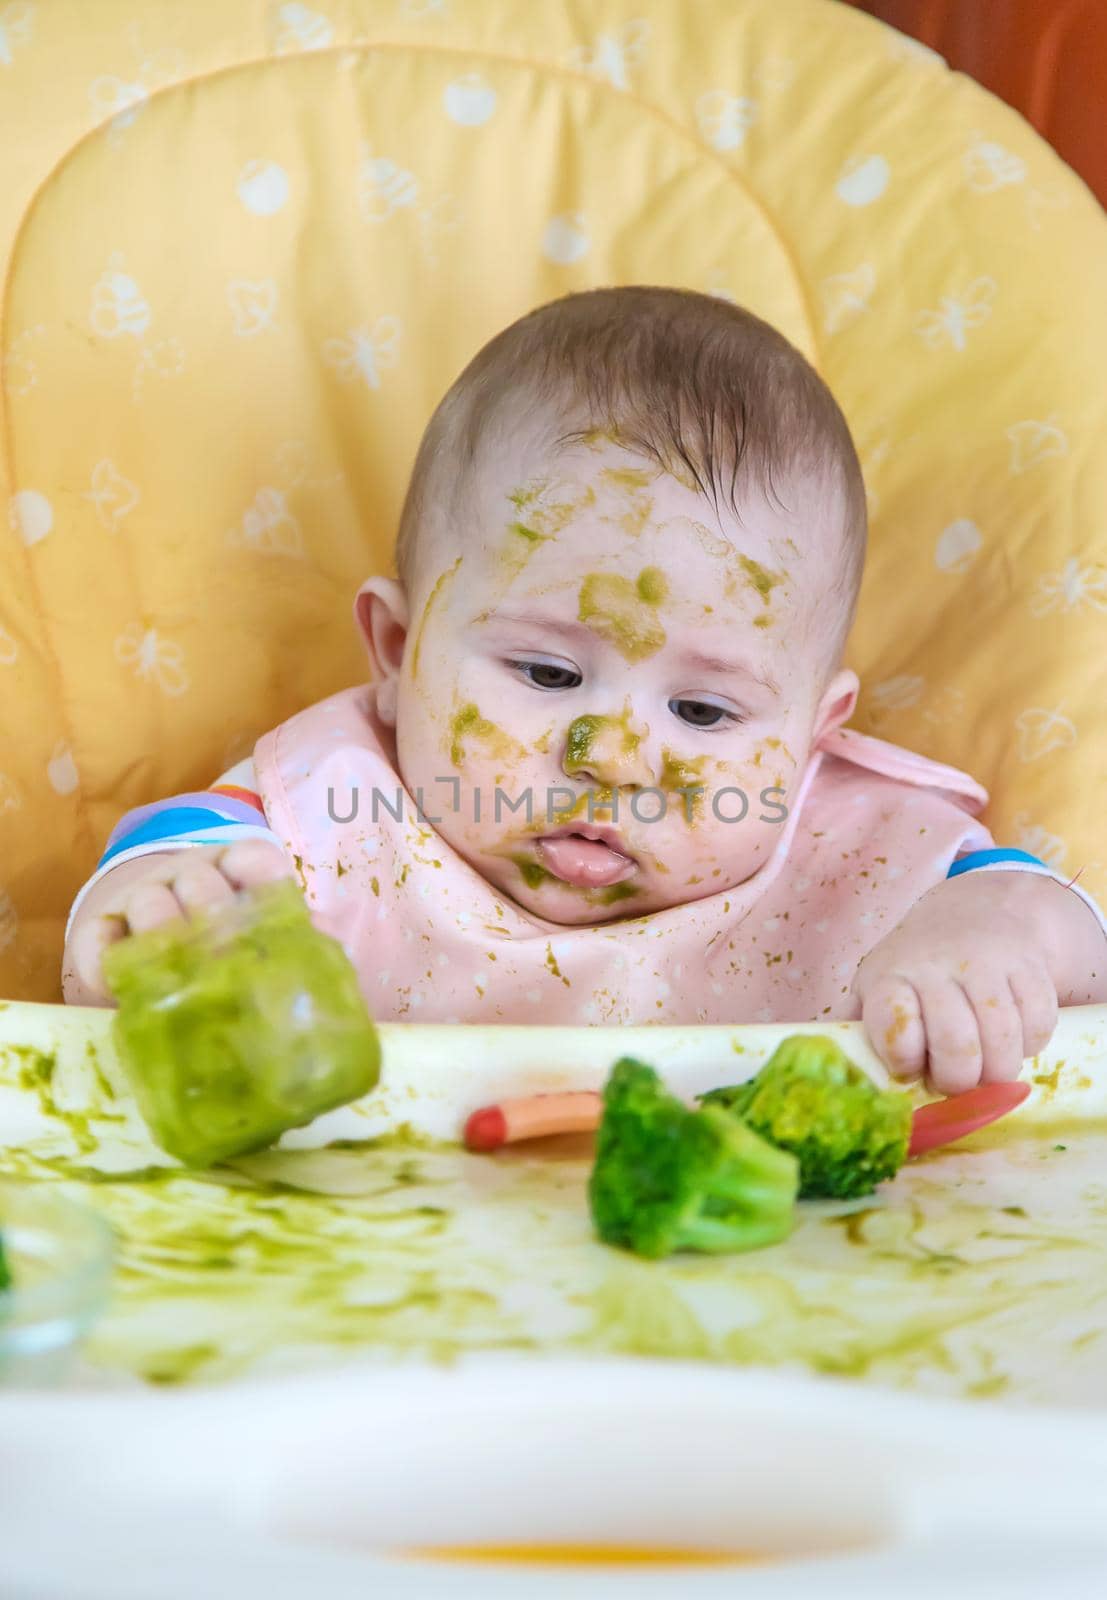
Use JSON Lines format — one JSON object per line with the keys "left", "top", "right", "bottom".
{"left": 508, "top": 853, "right": 637, "bottom": 907}
{"left": 659, "top": 750, "right": 705, "bottom": 790}
{"left": 102, "top": 881, "right": 381, "bottom": 1169}
{"left": 510, "top": 853, "right": 554, "bottom": 890}
{"left": 3, "top": 1117, "right": 1106, "bottom": 1395}
{"left": 410, "top": 556, "right": 462, "bottom": 681}
{"left": 738, "top": 556, "right": 778, "bottom": 599}
{"left": 14, "top": 1045, "right": 103, "bottom": 1153}
{"left": 3, "top": 1045, "right": 1107, "bottom": 1395}
{"left": 594, "top": 881, "right": 638, "bottom": 905}
{"left": 499, "top": 480, "right": 596, "bottom": 580}
{"left": 564, "top": 709, "right": 641, "bottom": 773}
{"left": 3, "top": 1006, "right": 1105, "bottom": 1397}
{"left": 448, "top": 703, "right": 524, "bottom": 768}
{"left": 578, "top": 569, "right": 669, "bottom": 661}
{"left": 565, "top": 714, "right": 606, "bottom": 769}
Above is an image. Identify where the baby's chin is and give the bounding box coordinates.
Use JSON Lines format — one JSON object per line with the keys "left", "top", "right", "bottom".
{"left": 492, "top": 868, "right": 729, "bottom": 926}
{"left": 501, "top": 881, "right": 653, "bottom": 925}
{"left": 474, "top": 858, "right": 649, "bottom": 924}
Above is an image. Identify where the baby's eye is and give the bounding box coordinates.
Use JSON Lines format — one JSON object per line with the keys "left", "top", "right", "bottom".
{"left": 510, "top": 660, "right": 583, "bottom": 691}
{"left": 669, "top": 697, "right": 735, "bottom": 729}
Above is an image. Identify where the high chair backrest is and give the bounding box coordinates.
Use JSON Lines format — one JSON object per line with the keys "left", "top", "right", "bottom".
{"left": 2, "top": 0, "right": 1105, "bottom": 999}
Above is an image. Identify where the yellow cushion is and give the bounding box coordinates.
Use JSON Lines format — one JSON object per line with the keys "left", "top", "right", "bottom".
{"left": 2, "top": 0, "right": 1105, "bottom": 1000}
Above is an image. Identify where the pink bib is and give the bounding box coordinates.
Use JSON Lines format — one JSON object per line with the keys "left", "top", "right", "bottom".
{"left": 254, "top": 687, "right": 991, "bottom": 1025}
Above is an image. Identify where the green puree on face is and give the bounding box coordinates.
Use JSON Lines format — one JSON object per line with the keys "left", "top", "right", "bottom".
{"left": 102, "top": 881, "right": 381, "bottom": 1169}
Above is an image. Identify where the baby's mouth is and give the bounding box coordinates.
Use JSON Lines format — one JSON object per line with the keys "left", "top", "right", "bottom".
{"left": 533, "top": 824, "right": 639, "bottom": 889}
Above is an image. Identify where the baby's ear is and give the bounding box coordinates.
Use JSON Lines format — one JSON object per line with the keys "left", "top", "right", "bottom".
{"left": 812, "top": 667, "right": 859, "bottom": 745}
{"left": 354, "top": 577, "right": 409, "bottom": 723}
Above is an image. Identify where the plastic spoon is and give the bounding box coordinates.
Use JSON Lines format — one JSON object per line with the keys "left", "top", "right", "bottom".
{"left": 906, "top": 1079, "right": 1031, "bottom": 1157}
{"left": 464, "top": 1092, "right": 603, "bottom": 1152}
{"left": 463, "top": 1079, "right": 1033, "bottom": 1154}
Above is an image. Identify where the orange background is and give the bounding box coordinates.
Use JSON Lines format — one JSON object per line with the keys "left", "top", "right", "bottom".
{"left": 850, "top": 0, "right": 1107, "bottom": 208}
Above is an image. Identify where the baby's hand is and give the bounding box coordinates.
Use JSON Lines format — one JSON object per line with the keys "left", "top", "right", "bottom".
{"left": 853, "top": 872, "right": 1077, "bottom": 1094}
{"left": 62, "top": 841, "right": 295, "bottom": 1007}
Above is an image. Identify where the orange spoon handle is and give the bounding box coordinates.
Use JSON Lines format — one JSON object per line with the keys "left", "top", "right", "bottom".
{"left": 463, "top": 1079, "right": 1033, "bottom": 1156}
{"left": 464, "top": 1091, "right": 603, "bottom": 1151}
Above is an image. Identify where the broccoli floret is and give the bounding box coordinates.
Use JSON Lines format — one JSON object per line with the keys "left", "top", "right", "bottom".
{"left": 700, "top": 1034, "right": 912, "bottom": 1200}
{"left": 588, "top": 1057, "right": 799, "bottom": 1259}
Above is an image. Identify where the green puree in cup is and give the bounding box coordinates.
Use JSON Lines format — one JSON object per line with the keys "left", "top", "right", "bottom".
{"left": 103, "top": 881, "right": 381, "bottom": 1168}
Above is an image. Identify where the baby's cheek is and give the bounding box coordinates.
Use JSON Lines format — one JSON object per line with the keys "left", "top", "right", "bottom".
{"left": 706, "top": 751, "right": 794, "bottom": 824}
{"left": 663, "top": 753, "right": 795, "bottom": 883}
{"left": 394, "top": 696, "right": 476, "bottom": 829}
{"left": 394, "top": 698, "right": 440, "bottom": 789}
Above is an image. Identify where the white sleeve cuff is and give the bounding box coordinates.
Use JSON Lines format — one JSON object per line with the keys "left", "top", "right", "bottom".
{"left": 64, "top": 824, "right": 281, "bottom": 944}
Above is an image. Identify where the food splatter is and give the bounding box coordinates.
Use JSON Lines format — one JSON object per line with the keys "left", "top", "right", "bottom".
{"left": 500, "top": 479, "right": 596, "bottom": 581}
{"left": 659, "top": 750, "right": 707, "bottom": 819}
{"left": 411, "top": 557, "right": 462, "bottom": 681}
{"left": 3, "top": 1032, "right": 1107, "bottom": 1401}
{"left": 448, "top": 703, "right": 526, "bottom": 769}
{"left": 564, "top": 707, "right": 642, "bottom": 774}
{"left": 737, "top": 555, "right": 782, "bottom": 602}
{"left": 578, "top": 569, "right": 669, "bottom": 661}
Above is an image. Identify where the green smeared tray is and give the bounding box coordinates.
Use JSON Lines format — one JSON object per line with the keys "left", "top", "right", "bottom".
{"left": 1, "top": 998, "right": 1105, "bottom": 1399}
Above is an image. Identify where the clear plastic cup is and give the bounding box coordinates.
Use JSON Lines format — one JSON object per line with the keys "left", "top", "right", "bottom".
{"left": 0, "top": 1183, "right": 116, "bottom": 1385}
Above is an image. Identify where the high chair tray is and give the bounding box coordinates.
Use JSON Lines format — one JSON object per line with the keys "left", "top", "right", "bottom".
{"left": 1, "top": 998, "right": 1106, "bottom": 1403}
{"left": 2, "top": 1360, "right": 1107, "bottom": 1599}
{"left": 2, "top": 1002, "right": 1107, "bottom": 1594}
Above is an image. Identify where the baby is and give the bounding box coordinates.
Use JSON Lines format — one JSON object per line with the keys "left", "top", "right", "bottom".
{"left": 62, "top": 287, "right": 1107, "bottom": 1093}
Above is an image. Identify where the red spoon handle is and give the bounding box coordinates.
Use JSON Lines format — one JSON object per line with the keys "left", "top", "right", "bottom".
{"left": 908, "top": 1080, "right": 1031, "bottom": 1157}
{"left": 463, "top": 1079, "right": 1033, "bottom": 1157}
{"left": 464, "top": 1091, "right": 603, "bottom": 1151}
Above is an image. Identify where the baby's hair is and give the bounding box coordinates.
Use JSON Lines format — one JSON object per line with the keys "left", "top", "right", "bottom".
{"left": 396, "top": 286, "right": 867, "bottom": 660}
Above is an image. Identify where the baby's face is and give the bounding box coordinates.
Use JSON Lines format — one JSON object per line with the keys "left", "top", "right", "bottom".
{"left": 390, "top": 433, "right": 852, "bottom": 925}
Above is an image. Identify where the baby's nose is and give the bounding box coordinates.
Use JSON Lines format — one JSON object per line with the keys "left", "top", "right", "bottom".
{"left": 562, "top": 710, "right": 653, "bottom": 787}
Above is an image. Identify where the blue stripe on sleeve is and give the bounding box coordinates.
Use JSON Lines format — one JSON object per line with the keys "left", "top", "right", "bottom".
{"left": 98, "top": 806, "right": 263, "bottom": 868}
{"left": 947, "top": 848, "right": 1046, "bottom": 878}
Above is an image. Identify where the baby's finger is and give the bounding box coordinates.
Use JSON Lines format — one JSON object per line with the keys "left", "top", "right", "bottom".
{"left": 916, "top": 980, "right": 983, "bottom": 1096}
{"left": 862, "top": 976, "right": 926, "bottom": 1079}
{"left": 217, "top": 840, "right": 295, "bottom": 890}
{"left": 66, "top": 912, "right": 127, "bottom": 1004}
{"left": 121, "top": 881, "right": 185, "bottom": 935}
{"left": 171, "top": 859, "right": 237, "bottom": 916}
{"left": 963, "top": 975, "right": 1025, "bottom": 1083}
{"left": 1008, "top": 962, "right": 1059, "bottom": 1059}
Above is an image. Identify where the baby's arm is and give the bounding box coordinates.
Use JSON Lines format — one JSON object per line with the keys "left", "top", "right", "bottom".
{"left": 62, "top": 763, "right": 294, "bottom": 1006}
{"left": 854, "top": 851, "right": 1107, "bottom": 1093}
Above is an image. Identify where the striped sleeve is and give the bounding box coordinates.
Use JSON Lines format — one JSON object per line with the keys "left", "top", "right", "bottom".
{"left": 948, "top": 847, "right": 1107, "bottom": 939}
{"left": 65, "top": 758, "right": 284, "bottom": 938}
